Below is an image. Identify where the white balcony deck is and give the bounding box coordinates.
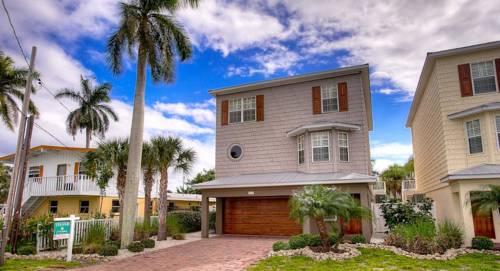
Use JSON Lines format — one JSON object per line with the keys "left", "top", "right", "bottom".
{"left": 23, "top": 175, "right": 104, "bottom": 200}
{"left": 402, "top": 179, "right": 416, "bottom": 191}
{"left": 372, "top": 181, "right": 386, "bottom": 194}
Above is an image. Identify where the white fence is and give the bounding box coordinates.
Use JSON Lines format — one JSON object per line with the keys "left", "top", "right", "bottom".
{"left": 36, "top": 216, "right": 160, "bottom": 252}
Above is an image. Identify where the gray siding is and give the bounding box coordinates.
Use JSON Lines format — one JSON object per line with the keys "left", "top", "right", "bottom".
{"left": 215, "top": 74, "right": 371, "bottom": 178}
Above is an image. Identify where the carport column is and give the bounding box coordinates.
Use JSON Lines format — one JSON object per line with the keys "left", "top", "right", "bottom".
{"left": 216, "top": 198, "right": 223, "bottom": 234}
{"left": 201, "top": 194, "right": 209, "bottom": 238}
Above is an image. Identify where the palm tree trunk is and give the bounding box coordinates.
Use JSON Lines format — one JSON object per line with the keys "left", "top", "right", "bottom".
{"left": 85, "top": 128, "right": 91, "bottom": 148}
{"left": 314, "top": 217, "right": 331, "bottom": 250}
{"left": 143, "top": 170, "right": 153, "bottom": 239}
{"left": 157, "top": 169, "right": 169, "bottom": 241}
{"left": 120, "top": 44, "right": 147, "bottom": 248}
{"left": 116, "top": 169, "right": 127, "bottom": 236}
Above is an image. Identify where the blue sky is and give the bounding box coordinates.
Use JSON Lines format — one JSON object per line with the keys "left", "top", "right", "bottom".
{"left": 1, "top": 0, "right": 499, "bottom": 189}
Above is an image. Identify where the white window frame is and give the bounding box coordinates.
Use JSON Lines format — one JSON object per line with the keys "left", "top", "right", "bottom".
{"left": 470, "top": 60, "right": 498, "bottom": 95}
{"left": 28, "top": 166, "right": 41, "bottom": 178}
{"left": 320, "top": 83, "right": 339, "bottom": 113}
{"left": 228, "top": 97, "right": 256, "bottom": 123}
{"left": 297, "top": 135, "right": 305, "bottom": 165}
{"left": 465, "top": 119, "right": 483, "bottom": 155}
{"left": 311, "top": 131, "right": 330, "bottom": 162}
{"left": 338, "top": 132, "right": 349, "bottom": 162}
{"left": 495, "top": 115, "right": 500, "bottom": 150}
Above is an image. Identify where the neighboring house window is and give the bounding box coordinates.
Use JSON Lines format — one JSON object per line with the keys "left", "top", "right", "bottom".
{"left": 111, "top": 200, "right": 120, "bottom": 213}
{"left": 229, "top": 97, "right": 256, "bottom": 123}
{"left": 321, "top": 83, "right": 338, "bottom": 112}
{"left": 496, "top": 116, "right": 500, "bottom": 149}
{"left": 49, "top": 201, "right": 58, "bottom": 214}
{"left": 466, "top": 119, "right": 483, "bottom": 154}
{"left": 339, "top": 132, "right": 349, "bottom": 162}
{"left": 471, "top": 61, "right": 497, "bottom": 94}
{"left": 28, "top": 166, "right": 41, "bottom": 178}
{"left": 80, "top": 200, "right": 89, "bottom": 213}
{"left": 78, "top": 164, "right": 86, "bottom": 175}
{"left": 297, "top": 135, "right": 305, "bottom": 164}
{"left": 311, "top": 132, "right": 330, "bottom": 162}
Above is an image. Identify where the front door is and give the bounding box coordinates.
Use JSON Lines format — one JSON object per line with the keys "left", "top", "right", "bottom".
{"left": 56, "top": 164, "right": 67, "bottom": 191}
{"left": 342, "top": 193, "right": 363, "bottom": 234}
{"left": 473, "top": 209, "right": 496, "bottom": 239}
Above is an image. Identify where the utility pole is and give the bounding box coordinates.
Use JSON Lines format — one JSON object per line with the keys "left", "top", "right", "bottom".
{"left": 0, "top": 46, "right": 36, "bottom": 265}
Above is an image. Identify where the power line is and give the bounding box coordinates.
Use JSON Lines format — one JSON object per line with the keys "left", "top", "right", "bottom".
{"left": 1, "top": 0, "right": 29, "bottom": 66}
{"left": 37, "top": 80, "right": 72, "bottom": 113}
{"left": 14, "top": 108, "right": 69, "bottom": 147}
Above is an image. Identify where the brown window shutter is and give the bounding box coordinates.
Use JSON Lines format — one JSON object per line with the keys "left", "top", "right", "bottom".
{"left": 256, "top": 95, "right": 264, "bottom": 121}
{"left": 221, "top": 100, "right": 228, "bottom": 125}
{"left": 39, "top": 165, "right": 44, "bottom": 177}
{"left": 495, "top": 59, "right": 500, "bottom": 91}
{"left": 74, "top": 162, "right": 79, "bottom": 175}
{"left": 458, "top": 64, "right": 473, "bottom": 97}
{"left": 312, "top": 86, "right": 321, "bottom": 114}
{"left": 338, "top": 82, "right": 348, "bottom": 112}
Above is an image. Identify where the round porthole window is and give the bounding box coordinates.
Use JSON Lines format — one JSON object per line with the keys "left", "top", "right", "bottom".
{"left": 228, "top": 144, "right": 243, "bottom": 160}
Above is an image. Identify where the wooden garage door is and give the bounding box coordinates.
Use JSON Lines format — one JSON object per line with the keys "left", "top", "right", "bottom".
{"left": 223, "top": 197, "right": 302, "bottom": 236}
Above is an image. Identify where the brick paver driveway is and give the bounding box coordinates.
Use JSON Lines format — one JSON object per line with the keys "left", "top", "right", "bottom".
{"left": 76, "top": 236, "right": 280, "bottom": 271}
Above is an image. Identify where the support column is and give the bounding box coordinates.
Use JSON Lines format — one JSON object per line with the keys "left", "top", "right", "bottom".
{"left": 216, "top": 198, "right": 223, "bottom": 235}
{"left": 201, "top": 194, "right": 209, "bottom": 238}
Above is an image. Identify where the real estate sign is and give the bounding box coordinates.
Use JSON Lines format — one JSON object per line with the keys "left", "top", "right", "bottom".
{"left": 53, "top": 220, "right": 71, "bottom": 240}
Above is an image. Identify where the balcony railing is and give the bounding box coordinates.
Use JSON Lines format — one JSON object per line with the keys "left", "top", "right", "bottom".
{"left": 23, "top": 175, "right": 102, "bottom": 200}
{"left": 372, "top": 181, "right": 386, "bottom": 193}
{"left": 402, "top": 179, "right": 416, "bottom": 191}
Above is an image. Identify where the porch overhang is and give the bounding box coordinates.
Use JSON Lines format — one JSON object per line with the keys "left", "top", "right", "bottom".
{"left": 286, "top": 122, "right": 361, "bottom": 137}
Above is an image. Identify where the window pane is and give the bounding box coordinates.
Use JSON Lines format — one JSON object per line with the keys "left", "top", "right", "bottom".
{"left": 243, "top": 97, "right": 255, "bottom": 110}
{"left": 312, "top": 132, "right": 329, "bottom": 148}
{"left": 466, "top": 120, "right": 481, "bottom": 137}
{"left": 298, "top": 150, "right": 305, "bottom": 164}
{"left": 473, "top": 77, "right": 496, "bottom": 94}
{"left": 229, "top": 111, "right": 241, "bottom": 123}
{"left": 340, "top": 147, "right": 349, "bottom": 161}
{"left": 29, "top": 166, "right": 40, "bottom": 178}
{"left": 243, "top": 109, "right": 255, "bottom": 121}
{"left": 229, "top": 99, "right": 241, "bottom": 111}
{"left": 321, "top": 83, "right": 338, "bottom": 112}
{"left": 80, "top": 201, "right": 89, "bottom": 213}
{"left": 469, "top": 137, "right": 483, "bottom": 154}
{"left": 313, "top": 147, "right": 329, "bottom": 161}
{"left": 471, "top": 61, "right": 497, "bottom": 94}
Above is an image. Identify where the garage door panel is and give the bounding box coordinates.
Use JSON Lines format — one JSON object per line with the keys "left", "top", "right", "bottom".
{"left": 223, "top": 197, "right": 302, "bottom": 236}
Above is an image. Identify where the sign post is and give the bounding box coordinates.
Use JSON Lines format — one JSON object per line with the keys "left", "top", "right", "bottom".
{"left": 54, "top": 215, "right": 79, "bottom": 262}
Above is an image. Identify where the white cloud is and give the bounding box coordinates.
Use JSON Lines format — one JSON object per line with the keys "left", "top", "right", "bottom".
{"left": 153, "top": 99, "right": 216, "bottom": 126}
{"left": 371, "top": 142, "right": 413, "bottom": 172}
{"left": 373, "top": 159, "right": 399, "bottom": 173}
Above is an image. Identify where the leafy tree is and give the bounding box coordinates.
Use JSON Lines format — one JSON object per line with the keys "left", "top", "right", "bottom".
{"left": 404, "top": 156, "right": 414, "bottom": 178}
{"left": 141, "top": 141, "right": 157, "bottom": 238}
{"left": 470, "top": 185, "right": 500, "bottom": 216}
{"left": 0, "top": 51, "right": 39, "bottom": 130}
{"left": 380, "top": 198, "right": 433, "bottom": 229}
{"left": 81, "top": 150, "right": 114, "bottom": 214}
{"left": 55, "top": 76, "right": 118, "bottom": 148}
{"left": 107, "top": 0, "right": 199, "bottom": 246}
{"left": 151, "top": 136, "right": 195, "bottom": 241}
{"left": 0, "top": 163, "right": 11, "bottom": 203}
{"left": 176, "top": 169, "right": 215, "bottom": 194}
{"left": 289, "top": 185, "right": 370, "bottom": 250}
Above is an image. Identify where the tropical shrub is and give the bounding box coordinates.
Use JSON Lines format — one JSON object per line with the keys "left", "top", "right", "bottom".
{"left": 105, "top": 240, "right": 121, "bottom": 249}
{"left": 84, "top": 223, "right": 106, "bottom": 246}
{"left": 436, "top": 221, "right": 463, "bottom": 250}
{"left": 308, "top": 234, "right": 322, "bottom": 247}
{"left": 328, "top": 233, "right": 340, "bottom": 248}
{"left": 289, "top": 234, "right": 309, "bottom": 249}
{"left": 99, "top": 244, "right": 119, "bottom": 256}
{"left": 169, "top": 211, "right": 201, "bottom": 233}
{"left": 351, "top": 234, "right": 366, "bottom": 244}
{"left": 272, "top": 241, "right": 290, "bottom": 252}
{"left": 83, "top": 243, "right": 102, "bottom": 254}
{"left": 127, "top": 241, "right": 145, "bottom": 252}
{"left": 17, "top": 245, "right": 36, "bottom": 255}
{"left": 380, "top": 198, "right": 433, "bottom": 229}
{"left": 471, "top": 236, "right": 494, "bottom": 250}
{"left": 141, "top": 239, "right": 155, "bottom": 248}
{"left": 166, "top": 215, "right": 184, "bottom": 236}
{"left": 385, "top": 218, "right": 441, "bottom": 254}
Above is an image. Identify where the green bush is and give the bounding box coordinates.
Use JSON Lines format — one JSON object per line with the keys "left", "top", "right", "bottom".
{"left": 308, "top": 234, "right": 322, "bottom": 247}
{"left": 168, "top": 211, "right": 201, "bottom": 233}
{"left": 166, "top": 215, "right": 184, "bottom": 236}
{"left": 289, "top": 234, "right": 309, "bottom": 249}
{"left": 471, "top": 236, "right": 494, "bottom": 250}
{"left": 17, "top": 245, "right": 36, "bottom": 255}
{"left": 386, "top": 218, "right": 441, "bottom": 254}
{"left": 272, "top": 241, "right": 290, "bottom": 251}
{"left": 328, "top": 233, "right": 340, "bottom": 248}
{"left": 72, "top": 246, "right": 83, "bottom": 254}
{"left": 351, "top": 234, "right": 366, "bottom": 244}
{"left": 105, "top": 240, "right": 121, "bottom": 249}
{"left": 380, "top": 198, "right": 434, "bottom": 229}
{"left": 141, "top": 239, "right": 155, "bottom": 248}
{"left": 83, "top": 243, "right": 102, "bottom": 254}
{"left": 84, "top": 223, "right": 106, "bottom": 246}
{"left": 99, "top": 244, "right": 118, "bottom": 256}
{"left": 127, "top": 241, "right": 145, "bottom": 252}
{"left": 436, "top": 221, "right": 463, "bottom": 250}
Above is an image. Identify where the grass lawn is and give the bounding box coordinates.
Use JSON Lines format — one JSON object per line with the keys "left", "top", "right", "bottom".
{"left": 248, "top": 248, "right": 500, "bottom": 271}
{"left": 2, "top": 258, "right": 81, "bottom": 271}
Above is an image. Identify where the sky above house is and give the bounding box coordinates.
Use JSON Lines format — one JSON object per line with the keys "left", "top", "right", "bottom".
{"left": 1, "top": 0, "right": 499, "bottom": 190}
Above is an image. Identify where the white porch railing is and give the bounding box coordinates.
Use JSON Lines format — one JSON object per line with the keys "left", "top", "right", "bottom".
{"left": 24, "top": 175, "right": 102, "bottom": 201}
{"left": 372, "top": 182, "right": 386, "bottom": 194}
{"left": 402, "top": 179, "right": 416, "bottom": 191}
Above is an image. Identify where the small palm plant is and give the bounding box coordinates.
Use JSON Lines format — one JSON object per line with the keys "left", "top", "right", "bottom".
{"left": 290, "top": 185, "right": 371, "bottom": 250}
{"left": 470, "top": 184, "right": 500, "bottom": 216}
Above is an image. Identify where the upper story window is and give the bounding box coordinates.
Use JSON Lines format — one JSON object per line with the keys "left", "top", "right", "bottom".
{"left": 338, "top": 132, "right": 349, "bottom": 162}
{"left": 229, "top": 97, "right": 256, "bottom": 123}
{"left": 321, "top": 83, "right": 338, "bottom": 113}
{"left": 466, "top": 119, "right": 483, "bottom": 154}
{"left": 28, "top": 166, "right": 41, "bottom": 178}
{"left": 311, "top": 131, "right": 329, "bottom": 162}
{"left": 297, "top": 135, "right": 305, "bottom": 164}
{"left": 80, "top": 200, "right": 89, "bottom": 213}
{"left": 471, "top": 61, "right": 497, "bottom": 94}
{"left": 496, "top": 116, "right": 500, "bottom": 149}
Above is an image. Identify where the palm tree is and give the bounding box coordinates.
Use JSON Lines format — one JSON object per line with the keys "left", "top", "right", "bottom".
{"left": 0, "top": 51, "right": 38, "bottom": 130}
{"left": 107, "top": 0, "right": 198, "bottom": 246}
{"left": 380, "top": 164, "right": 406, "bottom": 198}
{"left": 290, "top": 185, "right": 371, "bottom": 250}
{"left": 151, "top": 136, "right": 195, "bottom": 240}
{"left": 141, "top": 141, "right": 157, "bottom": 238}
{"left": 55, "top": 76, "right": 118, "bottom": 148}
{"left": 470, "top": 184, "right": 500, "bottom": 216}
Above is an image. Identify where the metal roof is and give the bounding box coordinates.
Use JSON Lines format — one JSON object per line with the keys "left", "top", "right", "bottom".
{"left": 441, "top": 164, "right": 500, "bottom": 181}
{"left": 448, "top": 102, "right": 500, "bottom": 120}
{"left": 193, "top": 171, "right": 376, "bottom": 190}
{"left": 286, "top": 122, "right": 361, "bottom": 137}
{"left": 167, "top": 193, "right": 216, "bottom": 202}
{"left": 0, "top": 145, "right": 95, "bottom": 162}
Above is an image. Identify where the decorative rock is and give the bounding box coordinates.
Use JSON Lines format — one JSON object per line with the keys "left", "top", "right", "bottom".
{"left": 269, "top": 244, "right": 360, "bottom": 261}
